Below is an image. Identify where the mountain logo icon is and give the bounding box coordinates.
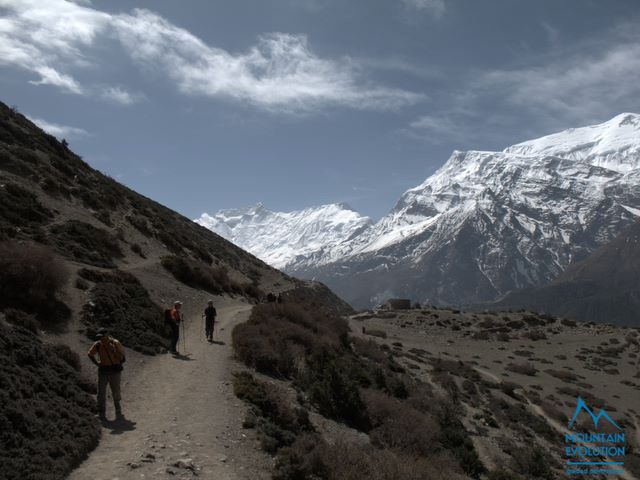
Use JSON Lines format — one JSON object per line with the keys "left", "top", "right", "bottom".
{"left": 568, "top": 397, "right": 621, "bottom": 430}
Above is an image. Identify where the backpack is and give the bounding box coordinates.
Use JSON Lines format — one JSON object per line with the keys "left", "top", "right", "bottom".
{"left": 164, "top": 308, "right": 173, "bottom": 325}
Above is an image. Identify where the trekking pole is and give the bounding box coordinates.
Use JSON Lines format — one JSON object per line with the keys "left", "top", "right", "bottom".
{"left": 182, "top": 318, "right": 187, "bottom": 354}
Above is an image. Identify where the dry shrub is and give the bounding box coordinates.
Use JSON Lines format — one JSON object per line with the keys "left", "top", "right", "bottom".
{"left": 49, "top": 220, "right": 123, "bottom": 268}
{"left": 161, "top": 255, "right": 259, "bottom": 298}
{"left": 233, "top": 371, "right": 312, "bottom": 453}
{"left": 487, "top": 469, "right": 524, "bottom": 480}
{"left": 544, "top": 369, "right": 578, "bottom": 383}
{"left": 505, "top": 362, "right": 537, "bottom": 376}
{"left": 233, "top": 303, "right": 349, "bottom": 378}
{"left": 275, "top": 435, "right": 467, "bottom": 480}
{"left": 352, "top": 337, "right": 387, "bottom": 363}
{"left": 3, "top": 308, "right": 38, "bottom": 334}
{"left": 0, "top": 182, "right": 52, "bottom": 239}
{"left": 51, "top": 344, "right": 82, "bottom": 372}
{"left": 522, "top": 329, "right": 547, "bottom": 341}
{"left": 365, "top": 390, "right": 441, "bottom": 457}
{"left": 0, "top": 322, "right": 99, "bottom": 480}
{"left": 240, "top": 281, "right": 264, "bottom": 301}
{"left": 80, "top": 268, "right": 169, "bottom": 354}
{"left": 487, "top": 396, "right": 555, "bottom": 441}
{"left": 510, "top": 446, "right": 553, "bottom": 479}
{"left": 365, "top": 328, "right": 387, "bottom": 338}
{"left": 0, "top": 241, "right": 70, "bottom": 324}
{"left": 235, "top": 302, "right": 484, "bottom": 478}
{"left": 540, "top": 401, "right": 568, "bottom": 424}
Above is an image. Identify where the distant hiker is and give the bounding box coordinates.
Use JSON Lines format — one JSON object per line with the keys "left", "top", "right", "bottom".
{"left": 87, "top": 327, "right": 126, "bottom": 420}
{"left": 166, "top": 300, "right": 183, "bottom": 354}
{"left": 276, "top": 293, "right": 283, "bottom": 304}
{"left": 204, "top": 300, "right": 217, "bottom": 342}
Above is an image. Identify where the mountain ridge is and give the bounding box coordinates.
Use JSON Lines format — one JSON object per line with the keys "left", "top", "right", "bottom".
{"left": 200, "top": 113, "right": 640, "bottom": 310}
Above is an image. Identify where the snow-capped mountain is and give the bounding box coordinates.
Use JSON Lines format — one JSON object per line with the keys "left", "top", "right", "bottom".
{"left": 196, "top": 203, "right": 372, "bottom": 269}
{"left": 198, "top": 113, "right": 640, "bottom": 308}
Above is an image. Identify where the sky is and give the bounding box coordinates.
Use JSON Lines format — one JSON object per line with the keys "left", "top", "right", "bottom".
{"left": 1, "top": 0, "right": 640, "bottom": 220}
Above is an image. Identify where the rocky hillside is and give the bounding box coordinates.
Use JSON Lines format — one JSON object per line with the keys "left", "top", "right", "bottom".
{"left": 0, "top": 100, "right": 349, "bottom": 480}
{"left": 495, "top": 220, "right": 640, "bottom": 326}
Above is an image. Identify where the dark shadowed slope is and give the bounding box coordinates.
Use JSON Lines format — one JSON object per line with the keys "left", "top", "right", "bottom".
{"left": 495, "top": 220, "right": 640, "bottom": 326}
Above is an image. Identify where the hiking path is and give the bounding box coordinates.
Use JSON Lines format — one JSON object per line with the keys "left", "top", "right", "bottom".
{"left": 68, "top": 303, "right": 270, "bottom": 480}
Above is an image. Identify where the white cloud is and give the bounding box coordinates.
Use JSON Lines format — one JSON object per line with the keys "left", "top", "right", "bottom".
{"left": 479, "top": 36, "right": 640, "bottom": 123}
{"left": 100, "top": 86, "right": 143, "bottom": 105}
{"left": 111, "top": 10, "right": 423, "bottom": 111}
{"left": 540, "top": 21, "right": 559, "bottom": 44}
{"left": 406, "top": 25, "right": 640, "bottom": 146}
{"left": 0, "top": 0, "right": 424, "bottom": 112}
{"left": 402, "top": 0, "right": 446, "bottom": 17}
{"left": 29, "top": 66, "right": 84, "bottom": 94}
{"left": 27, "top": 116, "right": 90, "bottom": 139}
{"left": 0, "top": 0, "right": 109, "bottom": 94}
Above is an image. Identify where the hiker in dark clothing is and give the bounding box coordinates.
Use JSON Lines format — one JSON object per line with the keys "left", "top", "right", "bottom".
{"left": 88, "top": 327, "right": 126, "bottom": 420}
{"left": 204, "top": 300, "right": 217, "bottom": 342}
{"left": 167, "top": 300, "right": 183, "bottom": 353}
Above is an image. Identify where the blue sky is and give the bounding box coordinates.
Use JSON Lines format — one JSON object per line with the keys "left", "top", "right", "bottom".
{"left": 1, "top": 0, "right": 639, "bottom": 219}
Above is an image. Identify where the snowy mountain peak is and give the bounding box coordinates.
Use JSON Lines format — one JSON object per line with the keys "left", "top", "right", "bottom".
{"left": 504, "top": 113, "right": 640, "bottom": 172}
{"left": 197, "top": 113, "right": 640, "bottom": 307}
{"left": 196, "top": 203, "right": 372, "bottom": 269}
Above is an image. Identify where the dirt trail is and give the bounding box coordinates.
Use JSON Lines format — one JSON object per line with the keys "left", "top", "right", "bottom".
{"left": 69, "top": 303, "right": 270, "bottom": 480}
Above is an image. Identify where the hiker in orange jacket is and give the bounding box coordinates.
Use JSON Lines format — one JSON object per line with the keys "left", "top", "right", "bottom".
{"left": 168, "top": 300, "right": 183, "bottom": 354}
{"left": 88, "top": 327, "right": 126, "bottom": 420}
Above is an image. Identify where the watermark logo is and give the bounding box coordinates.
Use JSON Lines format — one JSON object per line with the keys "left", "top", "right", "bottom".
{"left": 565, "top": 397, "right": 625, "bottom": 476}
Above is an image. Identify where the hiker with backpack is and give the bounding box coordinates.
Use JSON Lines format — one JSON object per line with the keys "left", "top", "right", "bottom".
{"left": 166, "top": 300, "right": 183, "bottom": 354}
{"left": 204, "top": 300, "right": 217, "bottom": 342}
{"left": 87, "top": 327, "right": 126, "bottom": 420}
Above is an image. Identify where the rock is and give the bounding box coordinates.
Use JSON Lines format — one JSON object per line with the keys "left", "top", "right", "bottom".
{"left": 127, "top": 462, "right": 141, "bottom": 469}
{"left": 219, "top": 456, "right": 228, "bottom": 463}
{"left": 173, "top": 459, "right": 195, "bottom": 471}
